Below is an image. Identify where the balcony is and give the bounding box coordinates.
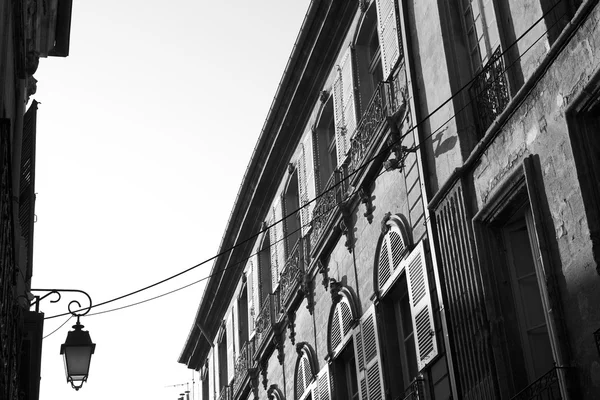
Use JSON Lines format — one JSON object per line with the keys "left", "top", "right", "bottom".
{"left": 469, "top": 47, "right": 509, "bottom": 137}
{"left": 347, "top": 81, "right": 391, "bottom": 176}
{"left": 310, "top": 169, "right": 347, "bottom": 252}
{"left": 254, "top": 294, "right": 274, "bottom": 351}
{"left": 396, "top": 378, "right": 425, "bottom": 400}
{"left": 311, "top": 63, "right": 408, "bottom": 253}
{"left": 232, "top": 338, "right": 255, "bottom": 397}
{"left": 510, "top": 367, "right": 569, "bottom": 400}
{"left": 217, "top": 385, "right": 232, "bottom": 400}
{"left": 278, "top": 239, "right": 304, "bottom": 309}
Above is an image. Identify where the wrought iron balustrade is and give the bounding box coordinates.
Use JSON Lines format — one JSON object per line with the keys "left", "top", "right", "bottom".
{"left": 217, "top": 385, "right": 232, "bottom": 400}
{"left": 396, "top": 378, "right": 425, "bottom": 400}
{"left": 310, "top": 169, "right": 346, "bottom": 251}
{"left": 233, "top": 339, "right": 252, "bottom": 396}
{"left": 278, "top": 239, "right": 304, "bottom": 307}
{"left": 511, "top": 367, "right": 568, "bottom": 400}
{"left": 469, "top": 47, "right": 509, "bottom": 136}
{"left": 348, "top": 82, "right": 389, "bottom": 176}
{"left": 254, "top": 294, "right": 273, "bottom": 349}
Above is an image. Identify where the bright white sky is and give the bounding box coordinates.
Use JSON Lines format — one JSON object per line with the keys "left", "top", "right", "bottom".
{"left": 32, "top": 1, "right": 311, "bottom": 398}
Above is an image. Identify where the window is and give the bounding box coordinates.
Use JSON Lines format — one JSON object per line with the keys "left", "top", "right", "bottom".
{"left": 284, "top": 169, "right": 301, "bottom": 252}
{"left": 375, "top": 230, "right": 439, "bottom": 398}
{"left": 460, "top": 0, "right": 509, "bottom": 136}
{"left": 295, "top": 344, "right": 317, "bottom": 400}
{"left": 496, "top": 207, "right": 555, "bottom": 392}
{"left": 297, "top": 129, "right": 318, "bottom": 237}
{"left": 380, "top": 275, "right": 419, "bottom": 396}
{"left": 459, "top": 0, "right": 500, "bottom": 71}
{"left": 474, "top": 159, "right": 568, "bottom": 397}
{"left": 333, "top": 344, "right": 359, "bottom": 400}
{"left": 315, "top": 98, "right": 337, "bottom": 190}
{"left": 568, "top": 85, "right": 600, "bottom": 274}
{"left": 237, "top": 284, "right": 249, "bottom": 347}
{"left": 355, "top": 2, "right": 382, "bottom": 112}
{"left": 217, "top": 325, "right": 228, "bottom": 390}
{"left": 268, "top": 195, "right": 286, "bottom": 289}
{"left": 258, "top": 235, "right": 273, "bottom": 305}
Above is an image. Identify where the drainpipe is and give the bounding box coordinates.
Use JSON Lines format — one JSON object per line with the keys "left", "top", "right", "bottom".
{"left": 397, "top": 1, "right": 459, "bottom": 399}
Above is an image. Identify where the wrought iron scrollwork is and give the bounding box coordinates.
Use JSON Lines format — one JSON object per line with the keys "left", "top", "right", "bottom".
{"left": 30, "top": 288, "right": 92, "bottom": 317}
{"left": 469, "top": 47, "right": 509, "bottom": 137}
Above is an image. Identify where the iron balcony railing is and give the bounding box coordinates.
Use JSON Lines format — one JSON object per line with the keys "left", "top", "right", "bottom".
{"left": 510, "top": 366, "right": 568, "bottom": 400}
{"left": 310, "top": 168, "right": 346, "bottom": 252}
{"left": 469, "top": 47, "right": 509, "bottom": 137}
{"left": 347, "top": 82, "right": 390, "bottom": 176}
{"left": 232, "top": 337, "right": 255, "bottom": 397}
{"left": 217, "top": 385, "right": 232, "bottom": 400}
{"left": 278, "top": 239, "right": 304, "bottom": 308}
{"left": 311, "top": 63, "right": 408, "bottom": 251}
{"left": 396, "top": 378, "right": 425, "bottom": 400}
{"left": 254, "top": 294, "right": 273, "bottom": 350}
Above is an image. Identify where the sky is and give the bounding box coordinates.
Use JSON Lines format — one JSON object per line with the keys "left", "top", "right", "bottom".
{"left": 32, "top": 1, "right": 311, "bottom": 398}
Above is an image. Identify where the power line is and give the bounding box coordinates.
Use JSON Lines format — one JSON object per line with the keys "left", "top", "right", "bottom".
{"left": 43, "top": 2, "right": 564, "bottom": 321}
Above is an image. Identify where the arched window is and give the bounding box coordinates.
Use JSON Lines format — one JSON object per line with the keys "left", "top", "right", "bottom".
{"left": 294, "top": 343, "right": 317, "bottom": 400}
{"left": 374, "top": 213, "right": 411, "bottom": 297}
{"left": 327, "top": 289, "right": 359, "bottom": 357}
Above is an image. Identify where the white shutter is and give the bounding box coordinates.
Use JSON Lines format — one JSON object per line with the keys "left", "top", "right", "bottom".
{"left": 375, "top": 0, "right": 402, "bottom": 79}
{"left": 213, "top": 344, "right": 219, "bottom": 395}
{"left": 298, "top": 130, "right": 317, "bottom": 236}
{"left": 226, "top": 311, "right": 235, "bottom": 383}
{"left": 315, "top": 365, "right": 332, "bottom": 400}
{"left": 353, "top": 306, "right": 384, "bottom": 400}
{"left": 269, "top": 195, "right": 285, "bottom": 289}
{"left": 405, "top": 241, "right": 438, "bottom": 370}
{"left": 480, "top": 0, "right": 500, "bottom": 61}
{"left": 378, "top": 234, "right": 393, "bottom": 292}
{"left": 246, "top": 260, "right": 255, "bottom": 334}
{"left": 379, "top": 224, "right": 409, "bottom": 295}
{"left": 331, "top": 298, "right": 355, "bottom": 355}
{"left": 332, "top": 45, "right": 357, "bottom": 166}
{"left": 208, "top": 349, "right": 215, "bottom": 400}
{"left": 297, "top": 355, "right": 314, "bottom": 400}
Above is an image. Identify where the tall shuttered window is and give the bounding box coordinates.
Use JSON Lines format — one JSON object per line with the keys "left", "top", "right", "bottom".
{"left": 269, "top": 195, "right": 286, "bottom": 289}
{"left": 332, "top": 45, "right": 358, "bottom": 166}
{"left": 297, "top": 129, "right": 317, "bottom": 237}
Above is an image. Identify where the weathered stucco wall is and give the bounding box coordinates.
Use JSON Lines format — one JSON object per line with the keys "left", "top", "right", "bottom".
{"left": 471, "top": 2, "right": 600, "bottom": 396}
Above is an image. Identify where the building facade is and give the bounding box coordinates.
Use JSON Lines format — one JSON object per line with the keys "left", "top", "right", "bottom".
{"left": 0, "top": 0, "right": 73, "bottom": 399}
{"left": 179, "top": 0, "right": 600, "bottom": 399}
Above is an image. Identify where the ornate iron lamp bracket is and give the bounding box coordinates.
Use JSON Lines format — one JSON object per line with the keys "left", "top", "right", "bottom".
{"left": 30, "top": 289, "right": 93, "bottom": 318}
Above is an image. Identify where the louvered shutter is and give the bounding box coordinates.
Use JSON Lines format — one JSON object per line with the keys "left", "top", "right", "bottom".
{"left": 226, "top": 311, "right": 235, "bottom": 383}
{"left": 20, "top": 101, "right": 37, "bottom": 280}
{"left": 379, "top": 224, "right": 409, "bottom": 295}
{"left": 332, "top": 46, "right": 358, "bottom": 166}
{"left": 405, "top": 241, "right": 438, "bottom": 370}
{"left": 314, "top": 365, "right": 332, "bottom": 400}
{"left": 246, "top": 256, "right": 257, "bottom": 337}
{"left": 361, "top": 306, "right": 385, "bottom": 400}
{"left": 331, "top": 298, "right": 355, "bottom": 355}
{"left": 269, "top": 196, "right": 286, "bottom": 289}
{"left": 297, "top": 355, "right": 314, "bottom": 400}
{"left": 353, "top": 322, "right": 368, "bottom": 400}
{"left": 375, "top": 0, "right": 402, "bottom": 79}
{"left": 378, "top": 234, "right": 393, "bottom": 292}
{"left": 297, "top": 130, "right": 317, "bottom": 236}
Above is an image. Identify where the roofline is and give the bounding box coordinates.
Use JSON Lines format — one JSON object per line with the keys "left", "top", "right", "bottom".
{"left": 178, "top": 0, "right": 358, "bottom": 368}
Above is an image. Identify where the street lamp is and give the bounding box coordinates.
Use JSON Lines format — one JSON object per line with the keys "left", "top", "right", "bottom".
{"left": 30, "top": 288, "right": 96, "bottom": 391}
{"left": 60, "top": 317, "right": 96, "bottom": 390}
